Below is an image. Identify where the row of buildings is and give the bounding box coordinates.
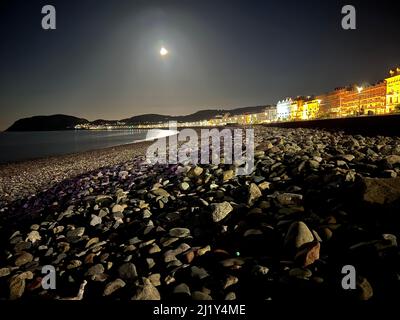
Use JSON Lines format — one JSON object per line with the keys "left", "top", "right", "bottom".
{"left": 151, "top": 67, "right": 400, "bottom": 127}
{"left": 275, "top": 67, "right": 400, "bottom": 121}
{"left": 76, "top": 67, "right": 400, "bottom": 129}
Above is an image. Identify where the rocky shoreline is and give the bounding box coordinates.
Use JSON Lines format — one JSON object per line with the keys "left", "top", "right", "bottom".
{"left": 1, "top": 126, "right": 400, "bottom": 301}
{"left": 0, "top": 140, "right": 153, "bottom": 206}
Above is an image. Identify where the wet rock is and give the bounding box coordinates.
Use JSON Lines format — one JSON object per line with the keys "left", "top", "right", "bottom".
{"left": 164, "top": 250, "right": 178, "bottom": 263}
{"left": 289, "top": 268, "right": 312, "bottom": 279}
{"left": 211, "top": 202, "right": 233, "bottom": 222}
{"left": 225, "top": 292, "right": 236, "bottom": 300}
{"left": 243, "top": 229, "right": 263, "bottom": 237}
{"left": 131, "top": 277, "right": 160, "bottom": 300}
{"left": 90, "top": 215, "right": 102, "bottom": 226}
{"left": 58, "top": 242, "right": 70, "bottom": 253}
{"left": 99, "top": 209, "right": 109, "bottom": 218}
{"left": 67, "top": 260, "right": 82, "bottom": 269}
{"left": 361, "top": 177, "right": 400, "bottom": 205}
{"left": 385, "top": 155, "right": 400, "bottom": 166}
{"left": 313, "top": 156, "right": 323, "bottom": 163}
{"left": 336, "top": 160, "right": 347, "bottom": 167}
{"left": 95, "top": 195, "right": 113, "bottom": 205}
{"left": 295, "top": 241, "right": 320, "bottom": 267}
{"left": 253, "top": 176, "right": 265, "bottom": 183}
{"left": 85, "top": 263, "right": 104, "bottom": 278}
{"left": 252, "top": 265, "right": 269, "bottom": 276}
{"left": 191, "top": 266, "right": 209, "bottom": 279}
{"left": 66, "top": 227, "right": 85, "bottom": 240}
{"left": 173, "top": 283, "right": 191, "bottom": 296}
{"left": 180, "top": 182, "right": 190, "bottom": 191}
{"left": 383, "top": 170, "right": 397, "bottom": 178}
{"left": 112, "top": 204, "right": 125, "bottom": 214}
{"left": 320, "top": 227, "right": 333, "bottom": 241}
{"left": 151, "top": 188, "right": 170, "bottom": 198}
{"left": 341, "top": 154, "right": 355, "bottom": 162}
{"left": 161, "top": 237, "right": 179, "bottom": 247}
{"left": 113, "top": 212, "right": 124, "bottom": 223}
{"left": 223, "top": 170, "right": 235, "bottom": 182}
{"left": 259, "top": 200, "right": 271, "bottom": 209}
{"left": 381, "top": 233, "right": 397, "bottom": 248}
{"left": 276, "top": 193, "right": 303, "bottom": 206}
{"left": 146, "top": 258, "right": 156, "bottom": 269}
{"left": 357, "top": 277, "right": 373, "bottom": 301}
{"left": 148, "top": 244, "right": 161, "bottom": 254}
{"left": 284, "top": 221, "right": 314, "bottom": 249}
{"left": 248, "top": 183, "right": 262, "bottom": 206}
{"left": 184, "top": 250, "right": 195, "bottom": 263}
{"left": 142, "top": 209, "right": 152, "bottom": 218}
{"left": 220, "top": 258, "right": 245, "bottom": 268}
{"left": 189, "top": 166, "right": 204, "bottom": 177}
{"left": 223, "top": 275, "right": 239, "bottom": 289}
{"left": 308, "top": 159, "right": 319, "bottom": 169}
{"left": 0, "top": 267, "right": 11, "bottom": 277}
{"left": 30, "top": 224, "right": 40, "bottom": 231}
{"left": 26, "top": 231, "right": 41, "bottom": 244}
{"left": 198, "top": 245, "right": 211, "bottom": 256}
{"left": 53, "top": 226, "right": 64, "bottom": 234}
{"left": 255, "top": 150, "right": 265, "bottom": 158}
{"left": 103, "top": 278, "right": 126, "bottom": 296}
{"left": 169, "top": 228, "right": 190, "bottom": 238}
{"left": 86, "top": 237, "right": 99, "bottom": 248}
{"left": 118, "top": 171, "right": 129, "bottom": 179}
{"left": 118, "top": 263, "right": 138, "bottom": 281}
{"left": 9, "top": 271, "right": 33, "bottom": 300}
{"left": 165, "top": 275, "right": 175, "bottom": 285}
{"left": 14, "top": 241, "right": 31, "bottom": 253}
{"left": 15, "top": 251, "right": 33, "bottom": 267}
{"left": 192, "top": 291, "right": 212, "bottom": 300}
{"left": 258, "top": 181, "right": 270, "bottom": 190}
{"left": 148, "top": 273, "right": 161, "bottom": 286}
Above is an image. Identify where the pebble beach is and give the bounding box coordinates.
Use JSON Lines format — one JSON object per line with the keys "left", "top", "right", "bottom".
{"left": 1, "top": 126, "right": 400, "bottom": 301}
{"left": 0, "top": 140, "right": 153, "bottom": 206}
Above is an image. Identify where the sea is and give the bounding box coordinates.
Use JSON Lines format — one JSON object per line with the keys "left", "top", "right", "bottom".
{"left": 0, "top": 129, "right": 175, "bottom": 164}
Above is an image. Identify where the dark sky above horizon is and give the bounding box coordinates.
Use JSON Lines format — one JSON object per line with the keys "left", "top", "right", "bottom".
{"left": 1, "top": 0, "right": 400, "bottom": 130}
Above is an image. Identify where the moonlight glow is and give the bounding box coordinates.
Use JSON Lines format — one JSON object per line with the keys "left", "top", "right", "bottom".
{"left": 160, "top": 47, "right": 168, "bottom": 56}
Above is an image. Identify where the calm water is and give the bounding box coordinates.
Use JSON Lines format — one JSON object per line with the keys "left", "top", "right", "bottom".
{"left": 0, "top": 129, "right": 174, "bottom": 164}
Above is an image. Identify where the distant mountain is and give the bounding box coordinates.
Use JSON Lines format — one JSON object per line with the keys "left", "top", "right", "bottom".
{"left": 174, "top": 109, "right": 226, "bottom": 122}
{"left": 121, "top": 106, "right": 267, "bottom": 124}
{"left": 121, "top": 110, "right": 225, "bottom": 124}
{"left": 7, "top": 105, "right": 270, "bottom": 131}
{"left": 227, "top": 106, "right": 267, "bottom": 116}
{"left": 90, "top": 119, "right": 120, "bottom": 126}
{"left": 121, "top": 114, "right": 174, "bottom": 124}
{"left": 6, "top": 114, "right": 89, "bottom": 131}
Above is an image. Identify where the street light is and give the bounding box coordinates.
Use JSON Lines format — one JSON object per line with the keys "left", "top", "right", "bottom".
{"left": 357, "top": 86, "right": 363, "bottom": 115}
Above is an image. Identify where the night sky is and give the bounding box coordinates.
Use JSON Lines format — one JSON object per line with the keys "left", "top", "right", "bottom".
{"left": 1, "top": 0, "right": 399, "bottom": 130}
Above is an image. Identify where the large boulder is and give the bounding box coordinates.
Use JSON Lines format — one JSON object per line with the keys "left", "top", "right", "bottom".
{"left": 361, "top": 177, "right": 400, "bottom": 205}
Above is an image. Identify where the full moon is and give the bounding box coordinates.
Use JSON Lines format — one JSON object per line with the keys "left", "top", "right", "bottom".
{"left": 160, "top": 47, "right": 168, "bottom": 56}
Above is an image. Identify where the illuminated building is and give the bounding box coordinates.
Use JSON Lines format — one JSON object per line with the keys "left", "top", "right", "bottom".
{"left": 341, "top": 82, "right": 386, "bottom": 116}
{"left": 316, "top": 88, "right": 348, "bottom": 118}
{"left": 386, "top": 68, "right": 400, "bottom": 112}
{"left": 289, "top": 99, "right": 301, "bottom": 120}
{"left": 241, "top": 113, "right": 257, "bottom": 125}
{"left": 276, "top": 98, "right": 292, "bottom": 120}
{"left": 264, "top": 106, "right": 277, "bottom": 122}
{"left": 301, "top": 99, "right": 321, "bottom": 120}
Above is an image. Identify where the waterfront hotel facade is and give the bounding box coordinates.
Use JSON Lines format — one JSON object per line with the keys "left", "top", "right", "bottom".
{"left": 275, "top": 68, "right": 400, "bottom": 121}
